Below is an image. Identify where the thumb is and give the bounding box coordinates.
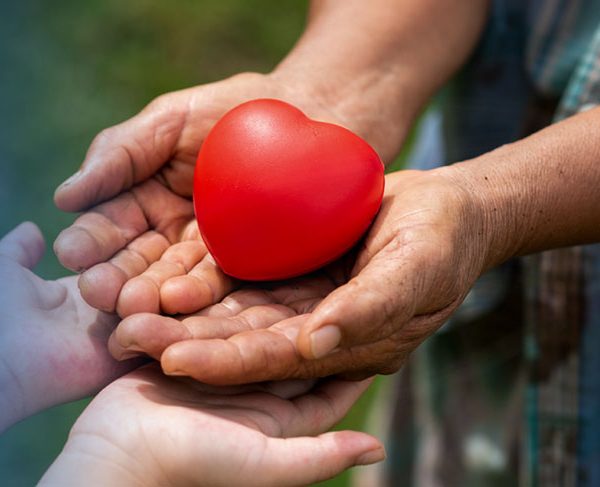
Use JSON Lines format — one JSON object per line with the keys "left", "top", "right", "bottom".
{"left": 255, "top": 431, "right": 385, "bottom": 486}
{"left": 297, "top": 239, "right": 432, "bottom": 360}
{"left": 0, "top": 222, "right": 45, "bottom": 269}
{"left": 54, "top": 95, "right": 188, "bottom": 212}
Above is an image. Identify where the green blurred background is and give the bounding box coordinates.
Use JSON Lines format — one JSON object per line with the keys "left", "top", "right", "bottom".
{"left": 0, "top": 1, "right": 393, "bottom": 485}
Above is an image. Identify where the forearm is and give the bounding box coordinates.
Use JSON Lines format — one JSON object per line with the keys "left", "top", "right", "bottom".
{"left": 444, "top": 106, "right": 600, "bottom": 269}
{"left": 273, "top": 0, "right": 490, "bottom": 162}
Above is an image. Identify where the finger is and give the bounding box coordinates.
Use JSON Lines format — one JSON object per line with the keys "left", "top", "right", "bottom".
{"left": 108, "top": 314, "right": 189, "bottom": 360}
{"left": 54, "top": 179, "right": 193, "bottom": 273}
{"left": 160, "top": 315, "right": 308, "bottom": 384}
{"left": 254, "top": 431, "right": 385, "bottom": 486}
{"left": 159, "top": 252, "right": 237, "bottom": 315}
{"left": 54, "top": 94, "right": 189, "bottom": 212}
{"left": 297, "top": 237, "right": 436, "bottom": 360}
{"left": 161, "top": 315, "right": 373, "bottom": 384}
{"left": 115, "top": 240, "right": 206, "bottom": 317}
{"left": 78, "top": 231, "right": 170, "bottom": 312}
{"left": 286, "top": 378, "right": 372, "bottom": 436}
{"left": 161, "top": 308, "right": 412, "bottom": 384}
{"left": 109, "top": 302, "right": 295, "bottom": 361}
{"left": 198, "top": 288, "right": 277, "bottom": 318}
{"left": 0, "top": 222, "right": 45, "bottom": 269}
{"left": 256, "top": 379, "right": 317, "bottom": 400}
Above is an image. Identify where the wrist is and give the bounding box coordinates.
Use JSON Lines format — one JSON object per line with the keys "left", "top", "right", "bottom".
{"left": 269, "top": 0, "right": 489, "bottom": 163}
{"left": 439, "top": 105, "right": 600, "bottom": 269}
{"left": 431, "top": 163, "right": 508, "bottom": 273}
{"left": 436, "top": 146, "right": 539, "bottom": 271}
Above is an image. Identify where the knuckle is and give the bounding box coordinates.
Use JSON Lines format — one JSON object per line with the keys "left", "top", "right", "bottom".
{"left": 379, "top": 357, "right": 405, "bottom": 375}
{"left": 145, "top": 93, "right": 172, "bottom": 112}
{"left": 91, "top": 127, "right": 116, "bottom": 149}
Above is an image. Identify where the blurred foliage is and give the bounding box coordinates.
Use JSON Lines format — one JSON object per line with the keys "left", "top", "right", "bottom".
{"left": 0, "top": 1, "right": 396, "bottom": 486}
{"left": 0, "top": 0, "right": 307, "bottom": 279}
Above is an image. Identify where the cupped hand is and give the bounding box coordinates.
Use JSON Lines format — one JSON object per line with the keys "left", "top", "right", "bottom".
{"left": 40, "top": 364, "right": 384, "bottom": 486}
{"left": 0, "top": 223, "right": 140, "bottom": 432}
{"left": 53, "top": 72, "right": 347, "bottom": 317}
{"left": 108, "top": 169, "right": 491, "bottom": 384}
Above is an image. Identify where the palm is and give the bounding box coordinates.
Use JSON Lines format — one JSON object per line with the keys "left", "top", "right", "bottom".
{"left": 109, "top": 170, "right": 483, "bottom": 385}
{"left": 108, "top": 268, "right": 341, "bottom": 364}
{"left": 53, "top": 73, "right": 343, "bottom": 316}
{"left": 63, "top": 365, "right": 381, "bottom": 486}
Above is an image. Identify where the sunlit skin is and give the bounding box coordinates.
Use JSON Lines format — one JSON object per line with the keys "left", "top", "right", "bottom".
{"left": 40, "top": 365, "right": 383, "bottom": 487}
{"left": 53, "top": 0, "right": 600, "bottom": 386}
{"left": 0, "top": 223, "right": 384, "bottom": 485}
{"left": 106, "top": 107, "right": 600, "bottom": 386}
{"left": 51, "top": 0, "right": 488, "bottom": 380}
{"left": 107, "top": 169, "right": 484, "bottom": 383}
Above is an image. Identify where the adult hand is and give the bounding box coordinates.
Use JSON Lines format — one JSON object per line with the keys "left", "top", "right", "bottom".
{"left": 40, "top": 365, "right": 384, "bottom": 486}
{"left": 52, "top": 0, "right": 487, "bottom": 319}
{"left": 111, "top": 105, "right": 600, "bottom": 385}
{"left": 53, "top": 72, "right": 349, "bottom": 317}
{"left": 0, "top": 223, "right": 140, "bottom": 432}
{"left": 108, "top": 169, "right": 491, "bottom": 383}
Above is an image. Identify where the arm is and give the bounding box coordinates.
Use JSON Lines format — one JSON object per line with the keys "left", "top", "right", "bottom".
{"left": 275, "top": 0, "right": 490, "bottom": 161}
{"left": 445, "top": 105, "right": 600, "bottom": 268}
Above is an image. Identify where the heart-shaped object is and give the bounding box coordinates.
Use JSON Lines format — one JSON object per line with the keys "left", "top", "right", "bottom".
{"left": 194, "top": 99, "right": 384, "bottom": 281}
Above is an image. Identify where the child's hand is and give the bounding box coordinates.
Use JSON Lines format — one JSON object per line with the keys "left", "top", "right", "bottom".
{"left": 40, "top": 364, "right": 384, "bottom": 486}
{"left": 0, "top": 223, "right": 141, "bottom": 432}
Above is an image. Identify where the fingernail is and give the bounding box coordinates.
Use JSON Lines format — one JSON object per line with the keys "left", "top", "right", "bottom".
{"left": 58, "top": 169, "right": 83, "bottom": 188}
{"left": 163, "top": 368, "right": 187, "bottom": 377}
{"left": 123, "top": 342, "right": 145, "bottom": 353}
{"left": 118, "top": 350, "right": 144, "bottom": 361}
{"left": 310, "top": 325, "right": 341, "bottom": 359}
{"left": 355, "top": 447, "right": 386, "bottom": 466}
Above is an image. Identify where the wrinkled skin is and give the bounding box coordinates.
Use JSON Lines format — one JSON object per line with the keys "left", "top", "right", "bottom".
{"left": 52, "top": 72, "right": 490, "bottom": 385}
{"left": 53, "top": 73, "right": 348, "bottom": 317}
{"left": 0, "top": 223, "right": 139, "bottom": 431}
{"left": 107, "top": 169, "right": 489, "bottom": 384}
{"left": 40, "top": 365, "right": 383, "bottom": 487}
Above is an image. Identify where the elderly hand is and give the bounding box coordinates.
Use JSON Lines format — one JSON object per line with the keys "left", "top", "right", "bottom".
{"left": 0, "top": 223, "right": 139, "bottom": 432}
{"left": 52, "top": 72, "right": 354, "bottom": 318}
{"left": 40, "top": 365, "right": 383, "bottom": 486}
{"left": 108, "top": 105, "right": 600, "bottom": 385}
{"left": 107, "top": 169, "right": 491, "bottom": 383}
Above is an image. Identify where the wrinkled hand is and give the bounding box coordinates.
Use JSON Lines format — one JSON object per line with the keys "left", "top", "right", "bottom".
{"left": 53, "top": 72, "right": 344, "bottom": 317}
{"left": 40, "top": 365, "right": 383, "bottom": 486}
{"left": 0, "top": 223, "right": 139, "bottom": 432}
{"left": 108, "top": 169, "right": 491, "bottom": 384}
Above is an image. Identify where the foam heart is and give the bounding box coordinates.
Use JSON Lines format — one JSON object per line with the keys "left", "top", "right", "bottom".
{"left": 194, "top": 99, "right": 384, "bottom": 281}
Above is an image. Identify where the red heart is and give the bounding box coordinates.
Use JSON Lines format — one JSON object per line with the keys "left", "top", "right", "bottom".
{"left": 194, "top": 99, "right": 384, "bottom": 281}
